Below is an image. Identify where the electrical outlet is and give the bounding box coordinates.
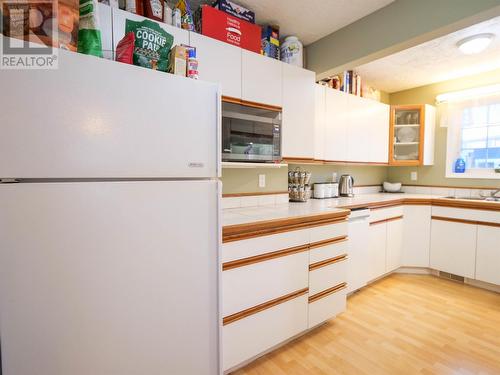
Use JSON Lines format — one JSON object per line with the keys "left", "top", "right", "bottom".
{"left": 411, "top": 171, "right": 418, "bottom": 181}
{"left": 259, "top": 174, "right": 266, "bottom": 188}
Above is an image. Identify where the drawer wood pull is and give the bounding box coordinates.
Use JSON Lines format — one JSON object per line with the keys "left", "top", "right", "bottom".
{"left": 309, "top": 254, "right": 347, "bottom": 271}
{"left": 309, "top": 235, "right": 348, "bottom": 250}
{"left": 222, "top": 244, "right": 309, "bottom": 271}
{"left": 432, "top": 216, "right": 500, "bottom": 228}
{"left": 309, "top": 282, "right": 347, "bottom": 303}
{"left": 223, "top": 288, "right": 309, "bottom": 326}
{"left": 369, "top": 215, "right": 404, "bottom": 226}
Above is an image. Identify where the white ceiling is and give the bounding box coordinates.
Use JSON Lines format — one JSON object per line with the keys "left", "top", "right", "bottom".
{"left": 189, "top": 0, "right": 395, "bottom": 45}
{"left": 355, "top": 16, "right": 500, "bottom": 93}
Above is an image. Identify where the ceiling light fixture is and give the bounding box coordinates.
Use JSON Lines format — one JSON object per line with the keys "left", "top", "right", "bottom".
{"left": 457, "top": 33, "right": 494, "bottom": 54}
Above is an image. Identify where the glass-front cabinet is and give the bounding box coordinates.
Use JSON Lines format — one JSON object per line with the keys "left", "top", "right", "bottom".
{"left": 389, "top": 104, "right": 435, "bottom": 166}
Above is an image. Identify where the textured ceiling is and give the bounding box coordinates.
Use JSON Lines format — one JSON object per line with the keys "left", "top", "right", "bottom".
{"left": 189, "top": 0, "right": 395, "bottom": 45}
{"left": 355, "top": 16, "right": 500, "bottom": 93}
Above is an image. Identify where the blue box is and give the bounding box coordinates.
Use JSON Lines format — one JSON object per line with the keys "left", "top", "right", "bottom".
{"left": 213, "top": 0, "right": 255, "bottom": 23}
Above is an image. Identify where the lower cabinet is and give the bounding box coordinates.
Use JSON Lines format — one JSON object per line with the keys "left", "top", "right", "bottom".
{"left": 223, "top": 293, "right": 308, "bottom": 371}
{"left": 221, "top": 221, "right": 348, "bottom": 371}
{"left": 475, "top": 225, "right": 500, "bottom": 285}
{"left": 402, "top": 206, "right": 431, "bottom": 267}
{"left": 367, "top": 222, "right": 387, "bottom": 281}
{"left": 386, "top": 218, "right": 403, "bottom": 272}
{"left": 430, "top": 218, "right": 477, "bottom": 278}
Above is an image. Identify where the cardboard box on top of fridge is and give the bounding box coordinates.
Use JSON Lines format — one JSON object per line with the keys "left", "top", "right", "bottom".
{"left": 212, "top": 0, "right": 255, "bottom": 23}
{"left": 168, "top": 45, "right": 187, "bottom": 76}
{"left": 1, "top": 0, "right": 79, "bottom": 51}
{"left": 199, "top": 5, "right": 260, "bottom": 53}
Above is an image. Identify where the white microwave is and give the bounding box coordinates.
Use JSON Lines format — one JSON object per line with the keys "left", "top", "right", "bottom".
{"left": 221, "top": 101, "right": 282, "bottom": 163}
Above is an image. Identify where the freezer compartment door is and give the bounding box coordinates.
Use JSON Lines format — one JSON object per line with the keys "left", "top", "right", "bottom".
{"left": 0, "top": 181, "right": 220, "bottom": 375}
{"left": 0, "top": 45, "right": 220, "bottom": 179}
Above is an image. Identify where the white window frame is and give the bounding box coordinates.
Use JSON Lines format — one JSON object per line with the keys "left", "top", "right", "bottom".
{"left": 440, "top": 86, "right": 500, "bottom": 180}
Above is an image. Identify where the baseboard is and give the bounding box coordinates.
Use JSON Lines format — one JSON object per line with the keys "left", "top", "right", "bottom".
{"left": 395, "top": 267, "right": 433, "bottom": 275}
{"left": 465, "top": 278, "right": 500, "bottom": 293}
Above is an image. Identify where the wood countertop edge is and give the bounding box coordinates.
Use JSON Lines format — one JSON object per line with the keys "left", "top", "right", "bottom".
{"left": 222, "top": 197, "right": 500, "bottom": 242}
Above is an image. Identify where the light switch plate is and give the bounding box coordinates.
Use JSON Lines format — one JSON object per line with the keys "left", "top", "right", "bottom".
{"left": 259, "top": 174, "right": 266, "bottom": 188}
{"left": 411, "top": 171, "right": 418, "bottom": 181}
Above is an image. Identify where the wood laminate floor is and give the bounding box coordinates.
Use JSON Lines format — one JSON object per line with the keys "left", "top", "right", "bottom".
{"left": 232, "top": 274, "right": 500, "bottom": 375}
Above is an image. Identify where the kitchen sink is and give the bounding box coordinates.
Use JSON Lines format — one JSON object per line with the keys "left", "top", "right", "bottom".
{"left": 444, "top": 196, "right": 500, "bottom": 202}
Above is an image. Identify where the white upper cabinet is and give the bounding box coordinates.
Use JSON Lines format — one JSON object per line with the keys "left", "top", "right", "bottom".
{"left": 322, "top": 87, "right": 389, "bottom": 163}
{"left": 281, "top": 64, "right": 316, "bottom": 159}
{"left": 314, "top": 85, "right": 326, "bottom": 161}
{"left": 112, "top": 8, "right": 189, "bottom": 52}
{"left": 190, "top": 33, "right": 242, "bottom": 99}
{"left": 241, "top": 50, "right": 282, "bottom": 107}
{"left": 324, "top": 88, "right": 349, "bottom": 161}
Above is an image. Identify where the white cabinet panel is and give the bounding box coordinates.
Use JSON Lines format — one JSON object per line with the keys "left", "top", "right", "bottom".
{"left": 324, "top": 88, "right": 348, "bottom": 161}
{"left": 309, "top": 259, "right": 347, "bottom": 296}
{"left": 347, "top": 95, "right": 369, "bottom": 162}
{"left": 241, "top": 50, "right": 282, "bottom": 107}
{"left": 308, "top": 289, "right": 346, "bottom": 328}
{"left": 112, "top": 8, "right": 189, "bottom": 52}
{"left": 223, "top": 295, "right": 308, "bottom": 371}
{"left": 402, "top": 206, "right": 431, "bottom": 267}
{"left": 309, "top": 221, "right": 348, "bottom": 243}
{"left": 314, "top": 84, "right": 326, "bottom": 160}
{"left": 347, "top": 216, "right": 370, "bottom": 293}
{"left": 367, "top": 223, "right": 387, "bottom": 281}
{"left": 222, "top": 252, "right": 309, "bottom": 317}
{"left": 190, "top": 32, "right": 242, "bottom": 99}
{"left": 386, "top": 218, "right": 403, "bottom": 272}
{"left": 369, "top": 99, "right": 390, "bottom": 163}
{"left": 430, "top": 219, "right": 477, "bottom": 278}
{"left": 282, "top": 64, "right": 315, "bottom": 158}
{"left": 309, "top": 239, "right": 348, "bottom": 264}
{"left": 476, "top": 225, "right": 500, "bottom": 285}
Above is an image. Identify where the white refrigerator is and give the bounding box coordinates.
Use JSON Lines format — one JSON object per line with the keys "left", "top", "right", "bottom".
{"left": 0, "top": 48, "right": 221, "bottom": 375}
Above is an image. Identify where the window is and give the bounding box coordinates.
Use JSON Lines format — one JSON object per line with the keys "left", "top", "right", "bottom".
{"left": 460, "top": 103, "right": 500, "bottom": 169}
{"left": 439, "top": 85, "right": 500, "bottom": 179}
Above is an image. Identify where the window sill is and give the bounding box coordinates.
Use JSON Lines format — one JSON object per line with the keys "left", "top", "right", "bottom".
{"left": 446, "top": 170, "right": 500, "bottom": 179}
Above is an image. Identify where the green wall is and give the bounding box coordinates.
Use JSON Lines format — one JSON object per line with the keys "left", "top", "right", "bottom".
{"left": 388, "top": 68, "right": 500, "bottom": 188}
{"left": 306, "top": 0, "right": 500, "bottom": 79}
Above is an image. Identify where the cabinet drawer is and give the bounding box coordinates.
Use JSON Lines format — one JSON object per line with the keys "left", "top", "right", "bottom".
{"left": 222, "top": 229, "right": 309, "bottom": 263}
{"left": 369, "top": 206, "right": 403, "bottom": 223}
{"left": 308, "top": 284, "right": 346, "bottom": 328}
{"left": 309, "top": 221, "right": 348, "bottom": 243}
{"left": 309, "top": 236, "right": 348, "bottom": 264}
{"left": 309, "top": 256, "right": 347, "bottom": 295}
{"left": 432, "top": 206, "right": 500, "bottom": 224}
{"left": 222, "top": 250, "right": 309, "bottom": 316}
{"left": 223, "top": 293, "right": 308, "bottom": 371}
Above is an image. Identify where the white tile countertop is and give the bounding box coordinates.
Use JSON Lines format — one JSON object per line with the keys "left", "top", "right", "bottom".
{"left": 222, "top": 193, "right": 500, "bottom": 228}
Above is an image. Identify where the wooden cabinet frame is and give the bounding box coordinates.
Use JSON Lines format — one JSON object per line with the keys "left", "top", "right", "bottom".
{"left": 389, "top": 104, "right": 426, "bottom": 166}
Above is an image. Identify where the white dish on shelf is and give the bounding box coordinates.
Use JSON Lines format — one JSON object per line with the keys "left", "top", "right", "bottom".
{"left": 397, "top": 127, "right": 417, "bottom": 143}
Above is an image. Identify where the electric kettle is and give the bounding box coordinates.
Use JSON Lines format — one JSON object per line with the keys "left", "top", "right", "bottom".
{"left": 339, "top": 174, "right": 354, "bottom": 197}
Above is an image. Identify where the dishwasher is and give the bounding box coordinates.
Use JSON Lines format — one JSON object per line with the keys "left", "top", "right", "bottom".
{"left": 347, "top": 208, "right": 371, "bottom": 294}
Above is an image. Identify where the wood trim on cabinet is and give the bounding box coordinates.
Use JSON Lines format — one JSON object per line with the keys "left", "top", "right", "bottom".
{"left": 309, "top": 254, "right": 347, "bottom": 271}
{"left": 222, "top": 95, "right": 282, "bottom": 112}
{"left": 222, "top": 191, "right": 288, "bottom": 198}
{"left": 222, "top": 244, "right": 309, "bottom": 271}
{"left": 309, "top": 236, "right": 348, "bottom": 250}
{"left": 369, "top": 201, "right": 404, "bottom": 210}
{"left": 223, "top": 288, "right": 309, "bottom": 326}
{"left": 389, "top": 104, "right": 425, "bottom": 166}
{"left": 431, "top": 198, "right": 500, "bottom": 212}
{"left": 308, "top": 282, "right": 347, "bottom": 303}
{"left": 432, "top": 216, "right": 500, "bottom": 228}
{"left": 223, "top": 211, "right": 350, "bottom": 243}
{"left": 369, "top": 215, "right": 404, "bottom": 226}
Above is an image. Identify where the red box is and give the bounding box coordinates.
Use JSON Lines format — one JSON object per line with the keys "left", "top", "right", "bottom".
{"left": 200, "top": 5, "right": 260, "bottom": 53}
